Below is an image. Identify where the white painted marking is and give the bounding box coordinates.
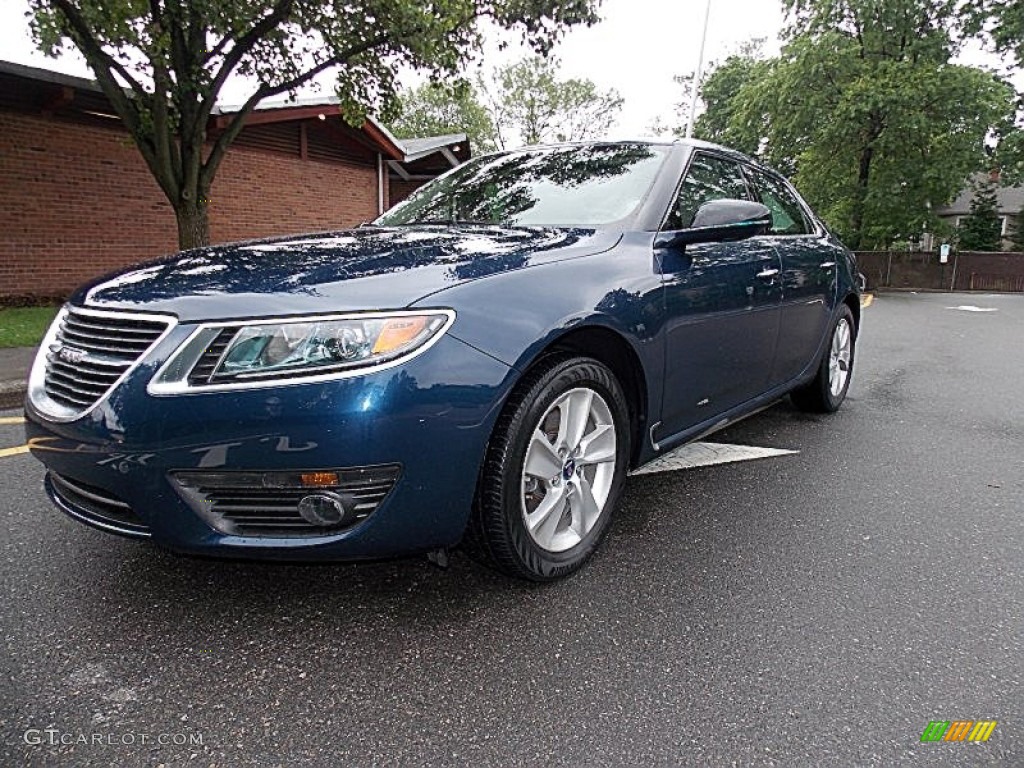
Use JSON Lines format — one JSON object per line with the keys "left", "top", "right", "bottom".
{"left": 947, "top": 305, "right": 998, "bottom": 312}
{"left": 631, "top": 441, "right": 798, "bottom": 476}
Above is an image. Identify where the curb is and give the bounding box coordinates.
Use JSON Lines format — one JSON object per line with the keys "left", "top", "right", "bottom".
{"left": 869, "top": 287, "right": 1017, "bottom": 294}
{"left": 0, "top": 381, "right": 26, "bottom": 411}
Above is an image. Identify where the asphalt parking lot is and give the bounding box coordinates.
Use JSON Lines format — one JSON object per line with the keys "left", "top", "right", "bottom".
{"left": 1, "top": 291, "right": 1021, "bottom": 767}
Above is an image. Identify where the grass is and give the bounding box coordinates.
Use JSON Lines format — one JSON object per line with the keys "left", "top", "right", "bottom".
{"left": 0, "top": 306, "right": 60, "bottom": 349}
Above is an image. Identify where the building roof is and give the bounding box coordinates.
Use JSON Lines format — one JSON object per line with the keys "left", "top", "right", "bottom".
{"left": 0, "top": 59, "right": 466, "bottom": 166}
{"left": 936, "top": 173, "right": 1024, "bottom": 217}
{"left": 213, "top": 93, "right": 407, "bottom": 160}
{"left": 0, "top": 59, "right": 100, "bottom": 91}
{"left": 401, "top": 134, "right": 467, "bottom": 160}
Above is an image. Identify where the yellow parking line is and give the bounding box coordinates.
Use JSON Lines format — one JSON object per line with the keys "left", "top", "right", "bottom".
{"left": 0, "top": 445, "right": 30, "bottom": 459}
{"left": 861, "top": 293, "right": 874, "bottom": 308}
{"left": 0, "top": 416, "right": 25, "bottom": 425}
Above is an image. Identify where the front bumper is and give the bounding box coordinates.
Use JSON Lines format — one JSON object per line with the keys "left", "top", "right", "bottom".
{"left": 26, "top": 332, "right": 514, "bottom": 560}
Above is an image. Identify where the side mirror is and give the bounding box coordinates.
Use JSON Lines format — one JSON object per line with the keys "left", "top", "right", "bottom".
{"left": 655, "top": 199, "right": 773, "bottom": 248}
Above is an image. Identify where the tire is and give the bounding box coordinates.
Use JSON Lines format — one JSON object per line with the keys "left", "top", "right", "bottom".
{"left": 466, "top": 355, "right": 630, "bottom": 581}
{"left": 791, "top": 304, "right": 857, "bottom": 413}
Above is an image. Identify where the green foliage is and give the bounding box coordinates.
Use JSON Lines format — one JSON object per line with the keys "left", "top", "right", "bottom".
{"left": 958, "top": 2, "right": 1024, "bottom": 187}
{"left": 28, "top": 0, "right": 600, "bottom": 248}
{"left": 957, "top": 177, "right": 1004, "bottom": 251}
{"left": 685, "top": 0, "right": 1017, "bottom": 249}
{"left": 996, "top": 125, "right": 1024, "bottom": 186}
{"left": 390, "top": 56, "right": 622, "bottom": 154}
{"left": 667, "top": 38, "right": 769, "bottom": 153}
{"left": 966, "top": 0, "right": 1024, "bottom": 65}
{"left": 480, "top": 56, "right": 623, "bottom": 148}
{"left": 692, "top": 48, "right": 771, "bottom": 155}
{"left": 0, "top": 306, "right": 59, "bottom": 348}
{"left": 390, "top": 81, "right": 498, "bottom": 153}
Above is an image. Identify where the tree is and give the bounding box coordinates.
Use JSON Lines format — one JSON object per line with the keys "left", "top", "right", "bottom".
{"left": 995, "top": 121, "right": 1024, "bottom": 187}
{"left": 389, "top": 81, "right": 497, "bottom": 153}
{"left": 967, "top": 1, "right": 1024, "bottom": 64}
{"left": 692, "top": 43, "right": 771, "bottom": 154}
{"left": 28, "top": 0, "right": 599, "bottom": 250}
{"left": 480, "top": 56, "right": 623, "bottom": 149}
{"left": 686, "top": 0, "right": 1017, "bottom": 249}
{"left": 665, "top": 39, "right": 769, "bottom": 155}
{"left": 965, "top": 2, "right": 1024, "bottom": 186}
{"left": 957, "top": 177, "right": 1004, "bottom": 251}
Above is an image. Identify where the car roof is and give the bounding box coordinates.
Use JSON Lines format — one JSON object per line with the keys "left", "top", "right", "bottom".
{"left": 680, "top": 138, "right": 761, "bottom": 167}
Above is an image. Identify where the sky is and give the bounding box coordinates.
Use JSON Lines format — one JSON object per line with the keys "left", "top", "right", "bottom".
{"left": 0, "top": 0, "right": 1019, "bottom": 140}
{"left": 459, "top": 0, "right": 787, "bottom": 136}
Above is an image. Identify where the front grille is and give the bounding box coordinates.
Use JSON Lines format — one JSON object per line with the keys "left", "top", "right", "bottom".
{"left": 43, "top": 308, "right": 170, "bottom": 413}
{"left": 171, "top": 464, "right": 401, "bottom": 537}
{"left": 48, "top": 472, "right": 150, "bottom": 537}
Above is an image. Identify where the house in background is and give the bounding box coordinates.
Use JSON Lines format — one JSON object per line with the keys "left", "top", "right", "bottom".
{"left": 387, "top": 134, "right": 470, "bottom": 207}
{"left": 931, "top": 172, "right": 1024, "bottom": 251}
{"left": 0, "top": 60, "right": 467, "bottom": 301}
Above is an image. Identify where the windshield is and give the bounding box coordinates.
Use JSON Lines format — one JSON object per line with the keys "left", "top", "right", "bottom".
{"left": 375, "top": 143, "right": 670, "bottom": 229}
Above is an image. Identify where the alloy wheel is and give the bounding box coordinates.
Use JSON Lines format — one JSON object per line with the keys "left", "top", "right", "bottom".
{"left": 520, "top": 387, "right": 617, "bottom": 553}
{"left": 829, "top": 317, "right": 852, "bottom": 397}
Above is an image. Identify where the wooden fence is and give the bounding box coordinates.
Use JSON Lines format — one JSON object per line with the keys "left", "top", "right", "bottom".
{"left": 855, "top": 251, "right": 1024, "bottom": 292}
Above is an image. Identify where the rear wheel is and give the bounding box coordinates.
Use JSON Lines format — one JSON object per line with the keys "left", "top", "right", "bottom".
{"left": 791, "top": 304, "right": 856, "bottom": 413}
{"left": 467, "top": 356, "right": 630, "bottom": 581}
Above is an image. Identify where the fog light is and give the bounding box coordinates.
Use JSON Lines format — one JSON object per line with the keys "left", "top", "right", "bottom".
{"left": 297, "top": 492, "right": 353, "bottom": 527}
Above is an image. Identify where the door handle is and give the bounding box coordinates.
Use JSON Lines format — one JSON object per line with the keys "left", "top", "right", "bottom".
{"left": 756, "top": 268, "right": 780, "bottom": 279}
{"left": 820, "top": 261, "right": 836, "bottom": 268}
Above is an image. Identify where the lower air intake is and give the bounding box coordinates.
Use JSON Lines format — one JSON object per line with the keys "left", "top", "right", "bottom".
{"left": 171, "top": 464, "right": 401, "bottom": 537}
{"left": 47, "top": 472, "right": 150, "bottom": 537}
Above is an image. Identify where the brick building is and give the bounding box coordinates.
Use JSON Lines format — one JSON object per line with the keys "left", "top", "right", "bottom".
{"left": 0, "top": 61, "right": 468, "bottom": 301}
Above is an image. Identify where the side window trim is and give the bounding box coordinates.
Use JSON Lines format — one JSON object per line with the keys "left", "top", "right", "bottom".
{"left": 775, "top": 174, "right": 821, "bottom": 237}
{"left": 659, "top": 151, "right": 754, "bottom": 232}
{"left": 742, "top": 164, "right": 822, "bottom": 238}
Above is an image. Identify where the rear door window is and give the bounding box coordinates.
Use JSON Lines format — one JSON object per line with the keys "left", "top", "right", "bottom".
{"left": 747, "top": 170, "right": 813, "bottom": 235}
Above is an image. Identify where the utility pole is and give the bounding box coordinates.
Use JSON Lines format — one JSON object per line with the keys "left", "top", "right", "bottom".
{"left": 686, "top": 0, "right": 713, "bottom": 139}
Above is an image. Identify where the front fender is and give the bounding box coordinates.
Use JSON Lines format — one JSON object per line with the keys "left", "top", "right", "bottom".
{"left": 419, "top": 234, "right": 662, "bottom": 368}
{"left": 414, "top": 234, "right": 665, "bottom": 452}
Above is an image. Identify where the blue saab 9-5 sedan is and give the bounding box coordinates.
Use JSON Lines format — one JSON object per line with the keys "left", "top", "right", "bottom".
{"left": 26, "top": 140, "right": 860, "bottom": 581}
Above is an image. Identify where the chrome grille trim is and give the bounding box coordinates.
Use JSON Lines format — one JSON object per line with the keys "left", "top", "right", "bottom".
{"left": 28, "top": 305, "right": 177, "bottom": 422}
{"left": 47, "top": 472, "right": 151, "bottom": 538}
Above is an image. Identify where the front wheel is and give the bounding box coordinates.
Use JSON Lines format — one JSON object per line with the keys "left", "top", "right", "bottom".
{"left": 791, "top": 304, "right": 857, "bottom": 413}
{"left": 467, "top": 356, "right": 630, "bottom": 581}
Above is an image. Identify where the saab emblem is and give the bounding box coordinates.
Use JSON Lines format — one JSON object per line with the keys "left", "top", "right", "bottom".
{"left": 57, "top": 346, "right": 88, "bottom": 365}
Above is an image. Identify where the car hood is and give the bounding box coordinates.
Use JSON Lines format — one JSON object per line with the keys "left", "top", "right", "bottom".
{"left": 74, "top": 226, "right": 621, "bottom": 321}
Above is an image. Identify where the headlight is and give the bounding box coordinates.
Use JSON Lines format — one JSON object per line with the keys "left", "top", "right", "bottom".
{"left": 148, "top": 310, "right": 455, "bottom": 393}
{"left": 213, "top": 315, "right": 444, "bottom": 379}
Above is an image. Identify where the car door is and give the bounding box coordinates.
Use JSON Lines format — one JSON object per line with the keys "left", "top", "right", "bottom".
{"left": 656, "top": 152, "right": 783, "bottom": 440}
{"left": 745, "top": 168, "right": 836, "bottom": 387}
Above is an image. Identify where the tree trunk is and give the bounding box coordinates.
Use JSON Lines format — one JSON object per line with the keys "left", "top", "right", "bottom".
{"left": 174, "top": 203, "right": 211, "bottom": 251}
{"left": 849, "top": 144, "right": 874, "bottom": 251}
{"left": 851, "top": 113, "right": 885, "bottom": 250}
